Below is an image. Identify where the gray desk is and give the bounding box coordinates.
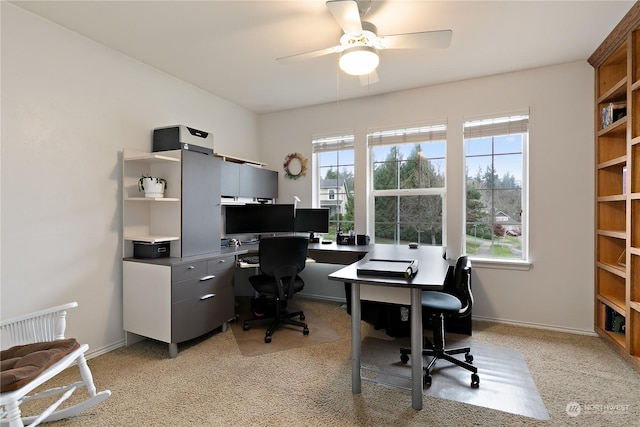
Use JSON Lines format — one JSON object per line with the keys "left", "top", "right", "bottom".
{"left": 328, "top": 245, "right": 449, "bottom": 410}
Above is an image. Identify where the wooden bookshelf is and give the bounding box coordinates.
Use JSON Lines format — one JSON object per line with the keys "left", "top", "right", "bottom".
{"left": 589, "top": 3, "right": 640, "bottom": 371}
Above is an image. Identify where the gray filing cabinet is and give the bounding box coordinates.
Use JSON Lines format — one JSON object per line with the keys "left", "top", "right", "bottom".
{"left": 124, "top": 254, "right": 235, "bottom": 358}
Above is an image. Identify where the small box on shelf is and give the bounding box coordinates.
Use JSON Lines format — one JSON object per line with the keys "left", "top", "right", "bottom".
{"left": 133, "top": 241, "right": 170, "bottom": 259}
{"left": 601, "top": 101, "right": 627, "bottom": 129}
{"left": 605, "top": 305, "right": 626, "bottom": 335}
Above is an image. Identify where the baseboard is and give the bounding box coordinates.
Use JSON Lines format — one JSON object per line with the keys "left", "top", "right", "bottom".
{"left": 473, "top": 316, "right": 597, "bottom": 336}
{"left": 86, "top": 339, "right": 125, "bottom": 360}
{"left": 297, "top": 294, "right": 346, "bottom": 304}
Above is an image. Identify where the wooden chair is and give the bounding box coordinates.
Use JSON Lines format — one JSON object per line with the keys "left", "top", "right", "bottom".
{"left": 1, "top": 302, "right": 110, "bottom": 426}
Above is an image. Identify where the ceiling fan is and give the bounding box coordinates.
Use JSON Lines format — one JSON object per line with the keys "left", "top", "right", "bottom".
{"left": 277, "top": 0, "right": 452, "bottom": 85}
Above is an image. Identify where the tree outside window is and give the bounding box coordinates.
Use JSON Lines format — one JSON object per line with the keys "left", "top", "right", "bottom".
{"left": 369, "top": 125, "right": 446, "bottom": 245}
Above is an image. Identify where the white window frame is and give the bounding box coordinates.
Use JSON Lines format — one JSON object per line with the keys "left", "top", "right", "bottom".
{"left": 367, "top": 122, "right": 447, "bottom": 245}
{"left": 463, "top": 109, "right": 530, "bottom": 267}
{"left": 312, "top": 133, "right": 355, "bottom": 234}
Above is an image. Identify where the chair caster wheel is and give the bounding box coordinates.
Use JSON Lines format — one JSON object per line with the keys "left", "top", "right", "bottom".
{"left": 265, "top": 335, "right": 272, "bottom": 343}
{"left": 471, "top": 373, "right": 480, "bottom": 388}
{"left": 303, "top": 327, "right": 309, "bottom": 335}
{"left": 465, "top": 353, "right": 473, "bottom": 363}
{"left": 400, "top": 353, "right": 409, "bottom": 364}
{"left": 300, "top": 314, "right": 306, "bottom": 321}
{"left": 423, "top": 373, "right": 432, "bottom": 388}
{"left": 243, "top": 323, "right": 250, "bottom": 331}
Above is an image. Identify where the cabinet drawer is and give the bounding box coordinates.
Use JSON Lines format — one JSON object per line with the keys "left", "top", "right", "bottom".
{"left": 171, "top": 285, "right": 234, "bottom": 343}
{"left": 172, "top": 275, "right": 229, "bottom": 303}
{"left": 207, "top": 256, "right": 234, "bottom": 274}
{"left": 171, "top": 261, "right": 207, "bottom": 282}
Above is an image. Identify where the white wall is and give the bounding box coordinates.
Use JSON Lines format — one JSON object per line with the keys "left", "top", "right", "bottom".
{"left": 1, "top": 4, "right": 258, "bottom": 353}
{"left": 259, "top": 61, "right": 595, "bottom": 333}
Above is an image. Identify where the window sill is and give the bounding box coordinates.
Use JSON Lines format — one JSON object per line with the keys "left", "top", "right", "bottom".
{"left": 468, "top": 257, "right": 532, "bottom": 271}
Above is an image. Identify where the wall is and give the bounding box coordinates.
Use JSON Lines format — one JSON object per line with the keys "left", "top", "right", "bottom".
{"left": 0, "top": 4, "right": 258, "bottom": 354}
{"left": 258, "top": 61, "right": 595, "bottom": 334}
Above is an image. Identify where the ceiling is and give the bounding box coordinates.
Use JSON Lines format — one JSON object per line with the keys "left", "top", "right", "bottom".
{"left": 11, "top": 0, "right": 636, "bottom": 114}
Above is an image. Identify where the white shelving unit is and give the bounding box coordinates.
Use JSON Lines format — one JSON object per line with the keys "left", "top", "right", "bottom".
{"left": 122, "top": 149, "right": 182, "bottom": 257}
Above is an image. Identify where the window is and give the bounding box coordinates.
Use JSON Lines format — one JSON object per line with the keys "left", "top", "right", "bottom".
{"left": 368, "top": 124, "right": 447, "bottom": 245}
{"left": 464, "top": 111, "right": 528, "bottom": 260}
{"left": 312, "top": 133, "right": 355, "bottom": 238}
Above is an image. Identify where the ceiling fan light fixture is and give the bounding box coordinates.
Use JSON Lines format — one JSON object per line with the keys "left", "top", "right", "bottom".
{"left": 339, "top": 45, "right": 379, "bottom": 76}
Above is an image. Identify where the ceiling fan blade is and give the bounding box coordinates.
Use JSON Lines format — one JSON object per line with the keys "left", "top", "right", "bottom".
{"left": 277, "top": 45, "right": 345, "bottom": 65}
{"left": 326, "top": 0, "right": 363, "bottom": 36}
{"left": 382, "top": 30, "right": 452, "bottom": 50}
{"left": 359, "top": 70, "right": 379, "bottom": 86}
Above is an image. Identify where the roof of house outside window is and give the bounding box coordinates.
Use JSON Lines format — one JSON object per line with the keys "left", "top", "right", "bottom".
{"left": 320, "top": 178, "right": 347, "bottom": 189}
{"left": 495, "top": 211, "right": 520, "bottom": 225}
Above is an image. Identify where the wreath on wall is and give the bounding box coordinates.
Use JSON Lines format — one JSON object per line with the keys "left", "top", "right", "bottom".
{"left": 283, "top": 152, "right": 308, "bottom": 180}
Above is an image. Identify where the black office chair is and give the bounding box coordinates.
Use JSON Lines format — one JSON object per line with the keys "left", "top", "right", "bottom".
{"left": 242, "top": 236, "right": 310, "bottom": 343}
{"left": 399, "top": 255, "right": 479, "bottom": 389}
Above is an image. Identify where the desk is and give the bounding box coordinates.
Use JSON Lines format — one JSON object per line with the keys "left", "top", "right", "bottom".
{"left": 328, "top": 245, "right": 449, "bottom": 410}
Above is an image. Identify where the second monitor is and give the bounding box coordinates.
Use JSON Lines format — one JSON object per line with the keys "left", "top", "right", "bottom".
{"left": 294, "top": 208, "right": 329, "bottom": 242}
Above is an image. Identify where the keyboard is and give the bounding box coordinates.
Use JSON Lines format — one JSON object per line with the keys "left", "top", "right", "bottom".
{"left": 241, "top": 255, "right": 260, "bottom": 264}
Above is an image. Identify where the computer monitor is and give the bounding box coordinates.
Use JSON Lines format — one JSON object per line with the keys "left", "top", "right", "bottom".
{"left": 294, "top": 208, "right": 330, "bottom": 239}
{"left": 224, "top": 204, "right": 295, "bottom": 236}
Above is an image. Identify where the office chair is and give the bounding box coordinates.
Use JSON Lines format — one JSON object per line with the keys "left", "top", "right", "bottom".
{"left": 399, "top": 256, "right": 479, "bottom": 389}
{"left": 242, "top": 236, "right": 310, "bottom": 343}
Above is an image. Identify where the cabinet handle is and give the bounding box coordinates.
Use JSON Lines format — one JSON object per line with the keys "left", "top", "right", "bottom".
{"left": 199, "top": 275, "right": 215, "bottom": 281}
{"left": 200, "top": 293, "right": 216, "bottom": 300}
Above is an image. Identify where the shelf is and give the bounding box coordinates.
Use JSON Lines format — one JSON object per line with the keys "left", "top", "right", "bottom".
{"left": 596, "top": 261, "right": 626, "bottom": 278}
{"left": 597, "top": 326, "right": 627, "bottom": 347}
{"left": 597, "top": 194, "right": 627, "bottom": 202}
{"left": 598, "top": 116, "right": 627, "bottom": 136}
{"left": 124, "top": 150, "right": 180, "bottom": 163}
{"left": 597, "top": 155, "right": 627, "bottom": 169}
{"left": 122, "top": 148, "right": 183, "bottom": 258}
{"left": 124, "top": 235, "right": 180, "bottom": 244}
{"left": 125, "top": 197, "right": 180, "bottom": 202}
{"left": 593, "top": 11, "right": 640, "bottom": 373}
{"left": 598, "top": 77, "right": 628, "bottom": 103}
{"left": 597, "top": 294, "right": 626, "bottom": 317}
{"left": 597, "top": 229, "right": 627, "bottom": 239}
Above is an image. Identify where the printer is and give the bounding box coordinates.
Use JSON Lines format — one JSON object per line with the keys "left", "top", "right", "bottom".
{"left": 152, "top": 125, "right": 214, "bottom": 155}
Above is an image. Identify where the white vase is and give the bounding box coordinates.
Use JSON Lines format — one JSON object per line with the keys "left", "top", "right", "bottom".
{"left": 142, "top": 177, "right": 165, "bottom": 198}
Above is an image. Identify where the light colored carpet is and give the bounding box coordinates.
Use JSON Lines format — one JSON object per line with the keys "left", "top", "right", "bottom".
{"left": 14, "top": 298, "right": 640, "bottom": 426}
{"left": 360, "top": 337, "right": 549, "bottom": 420}
{"left": 230, "top": 298, "right": 340, "bottom": 357}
